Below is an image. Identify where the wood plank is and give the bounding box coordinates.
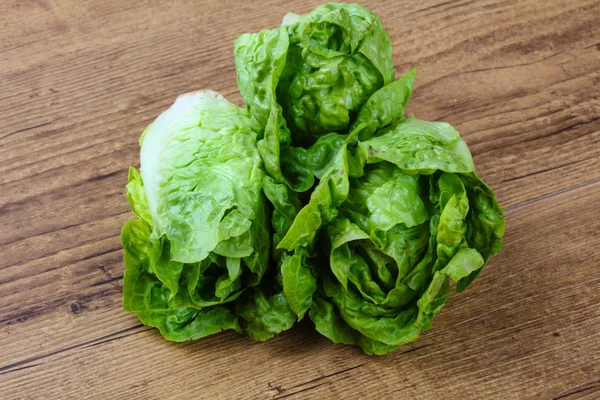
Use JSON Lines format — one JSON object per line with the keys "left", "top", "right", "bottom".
{"left": 2, "top": 174, "right": 598, "bottom": 400}
{"left": 1, "top": 0, "right": 599, "bottom": 398}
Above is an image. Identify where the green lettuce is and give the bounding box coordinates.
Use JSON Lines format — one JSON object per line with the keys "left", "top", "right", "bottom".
{"left": 276, "top": 112, "right": 505, "bottom": 354}
{"left": 122, "top": 91, "right": 295, "bottom": 341}
{"left": 263, "top": 176, "right": 317, "bottom": 320}
{"left": 235, "top": 3, "right": 396, "bottom": 191}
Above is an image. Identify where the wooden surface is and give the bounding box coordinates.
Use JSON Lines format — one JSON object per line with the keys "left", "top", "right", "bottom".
{"left": 1, "top": 0, "right": 599, "bottom": 398}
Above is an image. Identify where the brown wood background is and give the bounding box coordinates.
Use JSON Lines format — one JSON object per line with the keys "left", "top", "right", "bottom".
{"left": 1, "top": 0, "right": 599, "bottom": 398}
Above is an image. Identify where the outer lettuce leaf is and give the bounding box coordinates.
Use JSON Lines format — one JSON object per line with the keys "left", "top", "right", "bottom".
{"left": 280, "top": 247, "right": 316, "bottom": 319}
{"left": 135, "top": 307, "right": 241, "bottom": 342}
{"left": 263, "top": 176, "right": 303, "bottom": 250}
{"left": 122, "top": 219, "right": 241, "bottom": 341}
{"left": 310, "top": 296, "right": 398, "bottom": 355}
{"left": 148, "top": 236, "right": 183, "bottom": 296}
{"left": 456, "top": 174, "right": 505, "bottom": 292}
{"left": 125, "top": 167, "right": 152, "bottom": 224}
{"left": 263, "top": 177, "right": 317, "bottom": 321}
{"left": 358, "top": 117, "right": 475, "bottom": 174}
{"left": 236, "top": 288, "right": 296, "bottom": 341}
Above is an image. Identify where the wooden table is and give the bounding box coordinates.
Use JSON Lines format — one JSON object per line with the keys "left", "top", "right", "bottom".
{"left": 1, "top": 0, "right": 599, "bottom": 398}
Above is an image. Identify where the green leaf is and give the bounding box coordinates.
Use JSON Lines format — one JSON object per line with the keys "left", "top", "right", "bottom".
{"left": 148, "top": 235, "right": 183, "bottom": 296}
{"left": 281, "top": 247, "right": 317, "bottom": 319}
{"left": 432, "top": 173, "right": 470, "bottom": 273}
{"left": 236, "top": 288, "right": 296, "bottom": 341}
{"left": 263, "top": 176, "right": 302, "bottom": 249}
{"left": 122, "top": 219, "right": 242, "bottom": 341}
{"left": 125, "top": 167, "right": 152, "bottom": 225}
{"left": 136, "top": 307, "right": 241, "bottom": 342}
{"left": 358, "top": 118, "right": 475, "bottom": 174}
{"left": 327, "top": 218, "right": 370, "bottom": 289}
{"left": 122, "top": 219, "right": 168, "bottom": 312}
{"left": 310, "top": 297, "right": 397, "bottom": 355}
{"left": 444, "top": 247, "right": 485, "bottom": 283}
{"left": 351, "top": 69, "right": 417, "bottom": 140}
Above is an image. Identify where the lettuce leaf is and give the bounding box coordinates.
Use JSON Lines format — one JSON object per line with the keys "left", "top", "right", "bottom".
{"left": 263, "top": 176, "right": 317, "bottom": 321}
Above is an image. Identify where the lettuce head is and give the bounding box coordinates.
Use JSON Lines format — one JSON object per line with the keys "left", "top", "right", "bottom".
{"left": 122, "top": 91, "right": 295, "bottom": 341}
{"left": 235, "top": 3, "right": 396, "bottom": 191}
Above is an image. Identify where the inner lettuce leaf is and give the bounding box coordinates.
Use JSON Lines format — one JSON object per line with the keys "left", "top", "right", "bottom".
{"left": 123, "top": 91, "right": 296, "bottom": 341}
{"left": 235, "top": 3, "right": 400, "bottom": 191}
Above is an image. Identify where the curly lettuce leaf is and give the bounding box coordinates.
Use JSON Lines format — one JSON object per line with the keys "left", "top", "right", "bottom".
{"left": 310, "top": 296, "right": 398, "bottom": 355}
{"left": 280, "top": 247, "right": 316, "bottom": 319}
{"left": 122, "top": 219, "right": 242, "bottom": 341}
{"left": 125, "top": 167, "right": 152, "bottom": 225}
{"left": 351, "top": 68, "right": 417, "bottom": 140}
{"left": 263, "top": 176, "right": 302, "bottom": 246}
{"left": 236, "top": 288, "right": 296, "bottom": 341}
{"left": 358, "top": 118, "right": 476, "bottom": 174}
{"left": 135, "top": 307, "right": 242, "bottom": 342}
{"left": 456, "top": 174, "right": 505, "bottom": 291}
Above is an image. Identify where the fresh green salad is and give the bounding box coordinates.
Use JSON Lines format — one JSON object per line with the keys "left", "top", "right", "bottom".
{"left": 122, "top": 3, "right": 505, "bottom": 355}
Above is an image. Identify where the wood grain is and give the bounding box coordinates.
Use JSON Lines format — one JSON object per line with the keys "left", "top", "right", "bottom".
{"left": 1, "top": 0, "right": 599, "bottom": 399}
